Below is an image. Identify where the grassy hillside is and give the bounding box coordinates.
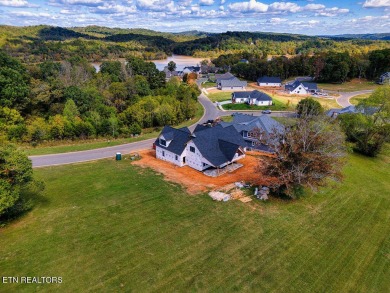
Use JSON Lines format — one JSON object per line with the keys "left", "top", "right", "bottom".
{"left": 0, "top": 147, "right": 389, "bottom": 292}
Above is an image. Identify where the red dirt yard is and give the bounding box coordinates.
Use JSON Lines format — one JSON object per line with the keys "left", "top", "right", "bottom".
{"left": 132, "top": 150, "right": 276, "bottom": 194}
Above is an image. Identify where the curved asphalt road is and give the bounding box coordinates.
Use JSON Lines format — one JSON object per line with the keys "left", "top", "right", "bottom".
{"left": 333, "top": 90, "right": 373, "bottom": 108}
{"left": 30, "top": 93, "right": 295, "bottom": 168}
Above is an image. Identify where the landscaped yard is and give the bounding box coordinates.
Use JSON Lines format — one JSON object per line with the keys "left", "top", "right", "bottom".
{"left": 23, "top": 103, "right": 204, "bottom": 156}
{"left": 1, "top": 147, "right": 389, "bottom": 292}
{"left": 207, "top": 91, "right": 232, "bottom": 102}
{"left": 317, "top": 79, "right": 379, "bottom": 92}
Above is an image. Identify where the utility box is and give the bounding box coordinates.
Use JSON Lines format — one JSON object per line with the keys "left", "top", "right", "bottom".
{"left": 116, "top": 152, "right": 122, "bottom": 161}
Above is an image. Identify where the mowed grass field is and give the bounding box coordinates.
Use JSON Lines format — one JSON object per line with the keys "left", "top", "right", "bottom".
{"left": 317, "top": 79, "right": 380, "bottom": 92}
{"left": 0, "top": 149, "right": 389, "bottom": 292}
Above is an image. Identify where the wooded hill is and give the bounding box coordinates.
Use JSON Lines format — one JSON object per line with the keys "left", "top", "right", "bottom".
{"left": 1, "top": 25, "right": 389, "bottom": 62}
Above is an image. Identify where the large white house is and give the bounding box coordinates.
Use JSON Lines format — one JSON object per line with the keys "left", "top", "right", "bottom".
{"left": 231, "top": 90, "right": 273, "bottom": 106}
{"left": 285, "top": 80, "right": 318, "bottom": 95}
{"left": 155, "top": 125, "right": 246, "bottom": 172}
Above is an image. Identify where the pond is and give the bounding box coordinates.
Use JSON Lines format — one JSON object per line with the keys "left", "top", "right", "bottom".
{"left": 91, "top": 55, "right": 208, "bottom": 73}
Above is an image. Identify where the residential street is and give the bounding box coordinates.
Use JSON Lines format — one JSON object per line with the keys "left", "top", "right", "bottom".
{"left": 30, "top": 93, "right": 295, "bottom": 168}
{"left": 334, "top": 90, "right": 374, "bottom": 107}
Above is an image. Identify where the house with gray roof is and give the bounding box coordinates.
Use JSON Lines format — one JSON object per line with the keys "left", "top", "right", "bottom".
{"left": 219, "top": 113, "right": 284, "bottom": 152}
{"left": 285, "top": 80, "right": 318, "bottom": 95}
{"left": 155, "top": 124, "right": 246, "bottom": 172}
{"left": 232, "top": 90, "right": 273, "bottom": 106}
{"left": 215, "top": 73, "right": 247, "bottom": 90}
{"left": 257, "top": 76, "right": 282, "bottom": 87}
{"left": 327, "top": 105, "right": 378, "bottom": 118}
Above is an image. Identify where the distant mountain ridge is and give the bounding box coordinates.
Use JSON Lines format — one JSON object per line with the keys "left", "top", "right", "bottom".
{"left": 324, "top": 33, "right": 390, "bottom": 41}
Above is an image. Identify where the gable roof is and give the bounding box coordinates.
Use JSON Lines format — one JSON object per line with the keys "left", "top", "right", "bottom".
{"left": 215, "top": 72, "right": 234, "bottom": 82}
{"left": 155, "top": 126, "right": 191, "bottom": 155}
{"left": 226, "top": 113, "right": 284, "bottom": 135}
{"left": 249, "top": 90, "right": 272, "bottom": 101}
{"left": 191, "top": 124, "right": 246, "bottom": 167}
{"left": 302, "top": 82, "right": 318, "bottom": 90}
{"left": 183, "top": 66, "right": 201, "bottom": 72}
{"left": 257, "top": 76, "right": 282, "bottom": 84}
{"left": 219, "top": 77, "right": 247, "bottom": 88}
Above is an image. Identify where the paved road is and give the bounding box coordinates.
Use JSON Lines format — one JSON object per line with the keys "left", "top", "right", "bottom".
{"left": 30, "top": 93, "right": 295, "bottom": 168}
{"left": 333, "top": 90, "right": 373, "bottom": 108}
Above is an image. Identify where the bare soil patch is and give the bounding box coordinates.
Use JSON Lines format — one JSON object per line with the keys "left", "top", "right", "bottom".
{"left": 132, "top": 150, "right": 276, "bottom": 195}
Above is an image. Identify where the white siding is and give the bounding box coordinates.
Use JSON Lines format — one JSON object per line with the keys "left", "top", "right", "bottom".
{"left": 258, "top": 82, "right": 281, "bottom": 87}
{"left": 254, "top": 100, "right": 272, "bottom": 106}
{"left": 185, "top": 141, "right": 214, "bottom": 171}
{"left": 156, "top": 146, "right": 185, "bottom": 167}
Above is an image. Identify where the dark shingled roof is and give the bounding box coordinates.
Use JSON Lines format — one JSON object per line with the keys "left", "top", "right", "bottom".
{"left": 191, "top": 124, "right": 246, "bottom": 167}
{"left": 219, "top": 77, "right": 247, "bottom": 88}
{"left": 155, "top": 126, "right": 191, "bottom": 155}
{"left": 227, "top": 113, "right": 283, "bottom": 136}
{"left": 257, "top": 76, "right": 282, "bottom": 84}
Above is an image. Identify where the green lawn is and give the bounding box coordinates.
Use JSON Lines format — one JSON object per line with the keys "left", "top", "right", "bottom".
{"left": 23, "top": 103, "right": 204, "bottom": 156}
{"left": 207, "top": 92, "right": 232, "bottom": 102}
{"left": 1, "top": 148, "right": 389, "bottom": 292}
{"left": 350, "top": 93, "right": 371, "bottom": 105}
{"left": 201, "top": 82, "right": 216, "bottom": 89}
{"left": 222, "top": 98, "right": 288, "bottom": 111}
{"left": 318, "top": 79, "right": 379, "bottom": 92}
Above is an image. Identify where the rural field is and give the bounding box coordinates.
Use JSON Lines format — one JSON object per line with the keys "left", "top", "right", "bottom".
{"left": 0, "top": 147, "right": 389, "bottom": 292}
{"left": 317, "top": 79, "right": 380, "bottom": 92}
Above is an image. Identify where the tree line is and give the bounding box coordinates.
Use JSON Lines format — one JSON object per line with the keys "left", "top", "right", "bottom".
{"left": 0, "top": 51, "right": 200, "bottom": 145}
{"left": 211, "top": 48, "right": 390, "bottom": 82}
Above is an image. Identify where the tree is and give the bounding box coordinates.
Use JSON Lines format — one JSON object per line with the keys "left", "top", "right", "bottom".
{"left": 258, "top": 115, "right": 346, "bottom": 198}
{"left": 296, "top": 98, "right": 323, "bottom": 117}
{"left": 339, "top": 86, "right": 390, "bottom": 157}
{"left": 0, "top": 143, "right": 40, "bottom": 218}
{"left": 167, "top": 61, "right": 176, "bottom": 71}
{"left": 63, "top": 99, "right": 80, "bottom": 122}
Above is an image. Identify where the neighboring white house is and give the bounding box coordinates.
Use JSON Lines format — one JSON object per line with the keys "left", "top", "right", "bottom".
{"left": 231, "top": 90, "right": 273, "bottom": 106}
{"left": 257, "top": 76, "right": 282, "bottom": 87}
{"left": 155, "top": 125, "right": 246, "bottom": 172}
{"left": 285, "top": 80, "right": 318, "bottom": 95}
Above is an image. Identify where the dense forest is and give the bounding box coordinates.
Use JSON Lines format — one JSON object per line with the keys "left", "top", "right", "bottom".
{"left": 0, "top": 50, "right": 200, "bottom": 144}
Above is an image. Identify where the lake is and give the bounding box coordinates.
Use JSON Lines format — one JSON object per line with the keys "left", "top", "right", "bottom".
{"left": 91, "top": 55, "right": 208, "bottom": 73}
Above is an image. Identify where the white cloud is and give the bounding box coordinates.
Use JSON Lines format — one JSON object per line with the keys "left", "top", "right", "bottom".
{"left": 363, "top": 0, "right": 390, "bottom": 8}
{"left": 199, "top": 0, "right": 214, "bottom": 6}
{"left": 304, "top": 4, "right": 325, "bottom": 11}
{"left": 0, "top": 0, "right": 37, "bottom": 7}
{"left": 228, "top": 0, "right": 268, "bottom": 13}
{"left": 49, "top": 0, "right": 103, "bottom": 7}
{"left": 269, "top": 2, "right": 300, "bottom": 13}
{"left": 95, "top": 3, "right": 137, "bottom": 14}
{"left": 315, "top": 7, "right": 349, "bottom": 17}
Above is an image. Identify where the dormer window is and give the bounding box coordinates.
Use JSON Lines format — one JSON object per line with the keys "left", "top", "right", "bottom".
{"left": 160, "top": 138, "right": 167, "bottom": 146}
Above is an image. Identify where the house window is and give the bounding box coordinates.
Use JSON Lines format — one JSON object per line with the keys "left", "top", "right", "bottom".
{"left": 162, "top": 151, "right": 165, "bottom": 157}
{"left": 175, "top": 155, "right": 178, "bottom": 160}
{"left": 160, "top": 139, "right": 166, "bottom": 146}
{"left": 252, "top": 141, "right": 255, "bottom": 146}
{"left": 190, "top": 146, "right": 195, "bottom": 153}
{"left": 202, "top": 162, "right": 208, "bottom": 167}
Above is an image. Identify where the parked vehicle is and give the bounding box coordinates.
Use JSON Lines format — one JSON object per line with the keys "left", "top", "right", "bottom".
{"left": 262, "top": 109, "right": 272, "bottom": 114}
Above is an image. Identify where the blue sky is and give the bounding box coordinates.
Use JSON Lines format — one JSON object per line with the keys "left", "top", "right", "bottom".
{"left": 0, "top": 0, "right": 389, "bottom": 35}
